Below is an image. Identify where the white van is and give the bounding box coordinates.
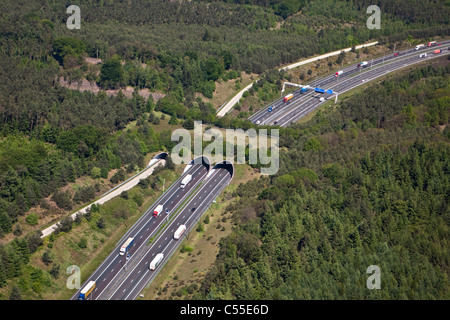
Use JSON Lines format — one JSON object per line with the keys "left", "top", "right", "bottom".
{"left": 415, "top": 44, "right": 425, "bottom": 50}
{"left": 420, "top": 53, "right": 427, "bottom": 58}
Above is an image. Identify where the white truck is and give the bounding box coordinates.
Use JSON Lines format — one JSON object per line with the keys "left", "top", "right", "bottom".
{"left": 153, "top": 204, "right": 163, "bottom": 217}
{"left": 415, "top": 44, "right": 425, "bottom": 50}
{"left": 174, "top": 225, "right": 187, "bottom": 240}
{"left": 119, "top": 237, "right": 134, "bottom": 256}
{"left": 149, "top": 253, "right": 164, "bottom": 271}
{"left": 335, "top": 70, "right": 343, "bottom": 77}
{"left": 180, "top": 174, "right": 192, "bottom": 188}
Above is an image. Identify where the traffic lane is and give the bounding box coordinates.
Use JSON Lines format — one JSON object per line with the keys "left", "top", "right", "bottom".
{"left": 256, "top": 91, "right": 313, "bottom": 125}
{"left": 279, "top": 64, "right": 411, "bottom": 126}
{"left": 117, "top": 164, "right": 208, "bottom": 258}
{"left": 278, "top": 98, "right": 320, "bottom": 127}
{"left": 277, "top": 64, "right": 395, "bottom": 126}
{"left": 123, "top": 168, "right": 232, "bottom": 300}
{"left": 252, "top": 98, "right": 287, "bottom": 123}
{"left": 253, "top": 64, "right": 367, "bottom": 124}
{"left": 126, "top": 169, "right": 233, "bottom": 300}
{"left": 91, "top": 163, "right": 209, "bottom": 298}
{"left": 109, "top": 168, "right": 232, "bottom": 300}
{"left": 266, "top": 91, "right": 319, "bottom": 126}
{"left": 128, "top": 163, "right": 208, "bottom": 239}
{"left": 249, "top": 95, "right": 285, "bottom": 121}
{"left": 326, "top": 43, "right": 446, "bottom": 84}
{"left": 71, "top": 163, "right": 208, "bottom": 300}
{"left": 330, "top": 52, "right": 435, "bottom": 94}
{"left": 315, "top": 43, "right": 449, "bottom": 90}
{"left": 251, "top": 41, "right": 450, "bottom": 124}
{"left": 126, "top": 163, "right": 208, "bottom": 250}
{"left": 255, "top": 71, "right": 347, "bottom": 125}
{"left": 277, "top": 66, "right": 388, "bottom": 126}
{"left": 108, "top": 168, "right": 228, "bottom": 299}
{"left": 251, "top": 86, "right": 316, "bottom": 123}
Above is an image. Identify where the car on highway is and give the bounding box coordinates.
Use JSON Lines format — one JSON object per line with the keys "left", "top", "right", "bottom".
{"left": 256, "top": 120, "right": 260, "bottom": 125}
{"left": 191, "top": 207, "right": 196, "bottom": 212}
{"left": 420, "top": 53, "right": 427, "bottom": 58}
{"left": 273, "top": 121, "right": 278, "bottom": 125}
{"left": 394, "top": 52, "right": 399, "bottom": 57}
{"left": 319, "top": 97, "right": 325, "bottom": 102}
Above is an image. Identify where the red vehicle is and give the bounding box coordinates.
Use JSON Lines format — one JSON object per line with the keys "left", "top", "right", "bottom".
{"left": 433, "top": 49, "right": 442, "bottom": 54}
{"left": 394, "top": 52, "right": 399, "bottom": 57}
{"left": 153, "top": 204, "right": 163, "bottom": 217}
{"left": 427, "top": 41, "right": 437, "bottom": 47}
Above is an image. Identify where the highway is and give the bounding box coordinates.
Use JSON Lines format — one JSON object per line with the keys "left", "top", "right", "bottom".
{"left": 69, "top": 41, "right": 448, "bottom": 300}
{"left": 107, "top": 161, "right": 234, "bottom": 300}
{"left": 70, "top": 158, "right": 210, "bottom": 300}
{"left": 249, "top": 41, "right": 450, "bottom": 127}
{"left": 217, "top": 41, "right": 378, "bottom": 117}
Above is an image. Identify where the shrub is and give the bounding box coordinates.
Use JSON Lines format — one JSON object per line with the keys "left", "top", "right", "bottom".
{"left": 26, "top": 213, "right": 39, "bottom": 226}
{"left": 196, "top": 223, "right": 204, "bottom": 232}
{"left": 56, "top": 216, "right": 73, "bottom": 233}
{"left": 41, "top": 251, "right": 53, "bottom": 266}
{"left": 180, "top": 245, "right": 193, "bottom": 253}
{"left": 51, "top": 190, "right": 73, "bottom": 211}
{"left": 78, "top": 237, "right": 87, "bottom": 249}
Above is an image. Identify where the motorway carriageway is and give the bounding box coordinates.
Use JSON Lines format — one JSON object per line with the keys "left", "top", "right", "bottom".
{"left": 276, "top": 45, "right": 450, "bottom": 127}
{"left": 108, "top": 162, "right": 233, "bottom": 300}
{"left": 250, "top": 40, "right": 450, "bottom": 127}
{"left": 70, "top": 160, "right": 209, "bottom": 300}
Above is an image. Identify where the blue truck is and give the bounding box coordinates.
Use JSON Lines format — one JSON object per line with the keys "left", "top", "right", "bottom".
{"left": 119, "top": 237, "right": 134, "bottom": 255}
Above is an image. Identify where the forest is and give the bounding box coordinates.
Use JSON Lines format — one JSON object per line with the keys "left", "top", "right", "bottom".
{"left": 1, "top": 0, "right": 448, "bottom": 130}
{"left": 195, "top": 63, "right": 450, "bottom": 299}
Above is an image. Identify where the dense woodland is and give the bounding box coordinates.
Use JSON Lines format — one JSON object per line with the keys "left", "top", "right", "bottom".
{"left": 196, "top": 63, "right": 450, "bottom": 299}
{"left": 0, "top": 0, "right": 449, "bottom": 299}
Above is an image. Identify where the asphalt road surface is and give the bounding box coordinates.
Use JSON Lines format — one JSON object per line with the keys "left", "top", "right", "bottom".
{"left": 217, "top": 41, "right": 378, "bottom": 117}
{"left": 107, "top": 162, "right": 233, "bottom": 300}
{"left": 70, "top": 161, "right": 209, "bottom": 300}
{"left": 250, "top": 41, "right": 450, "bottom": 127}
